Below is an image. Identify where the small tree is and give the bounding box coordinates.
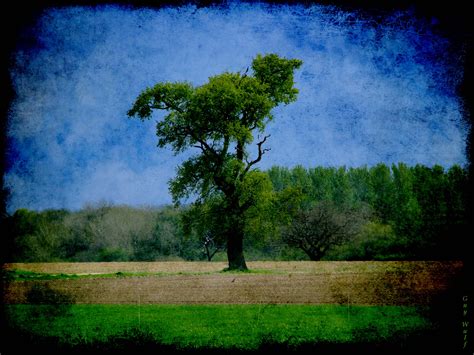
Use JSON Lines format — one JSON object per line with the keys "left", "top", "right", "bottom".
{"left": 282, "top": 201, "right": 370, "bottom": 261}
{"left": 128, "top": 54, "right": 302, "bottom": 270}
{"left": 202, "top": 232, "right": 222, "bottom": 261}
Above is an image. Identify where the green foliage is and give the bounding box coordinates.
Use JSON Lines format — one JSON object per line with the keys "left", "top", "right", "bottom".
{"left": 4, "top": 205, "right": 191, "bottom": 262}
{"left": 3, "top": 270, "right": 80, "bottom": 281}
{"left": 252, "top": 53, "right": 303, "bottom": 104}
{"left": 180, "top": 196, "right": 228, "bottom": 258}
{"left": 128, "top": 54, "right": 302, "bottom": 269}
{"left": 128, "top": 54, "right": 302, "bottom": 206}
{"left": 266, "top": 163, "right": 469, "bottom": 260}
{"left": 98, "top": 247, "right": 129, "bottom": 261}
{"left": 7, "top": 209, "right": 69, "bottom": 261}
{"left": 4, "top": 162, "right": 469, "bottom": 262}
{"left": 369, "top": 163, "right": 396, "bottom": 223}
{"left": 328, "top": 222, "right": 407, "bottom": 260}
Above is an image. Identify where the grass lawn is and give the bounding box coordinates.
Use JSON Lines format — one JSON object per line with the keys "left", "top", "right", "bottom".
{"left": 5, "top": 304, "right": 432, "bottom": 350}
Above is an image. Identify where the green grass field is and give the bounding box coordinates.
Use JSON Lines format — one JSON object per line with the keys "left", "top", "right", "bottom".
{"left": 5, "top": 304, "right": 431, "bottom": 350}
{"left": 4, "top": 261, "right": 463, "bottom": 353}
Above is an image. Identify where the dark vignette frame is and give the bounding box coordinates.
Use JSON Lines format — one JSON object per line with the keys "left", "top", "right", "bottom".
{"left": 0, "top": 1, "right": 472, "bottom": 354}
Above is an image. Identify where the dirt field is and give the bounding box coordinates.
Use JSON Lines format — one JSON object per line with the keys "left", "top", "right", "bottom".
{"left": 3, "top": 261, "right": 464, "bottom": 305}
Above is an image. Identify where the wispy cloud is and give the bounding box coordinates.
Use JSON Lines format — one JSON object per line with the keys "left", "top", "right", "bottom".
{"left": 4, "top": 4, "right": 467, "bottom": 212}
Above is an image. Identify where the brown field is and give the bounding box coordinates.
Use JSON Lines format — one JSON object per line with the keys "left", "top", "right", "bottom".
{"left": 3, "top": 261, "right": 464, "bottom": 305}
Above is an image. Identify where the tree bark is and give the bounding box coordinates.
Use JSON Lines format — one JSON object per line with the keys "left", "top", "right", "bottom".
{"left": 226, "top": 226, "right": 248, "bottom": 270}
{"left": 307, "top": 253, "right": 322, "bottom": 261}
{"left": 304, "top": 247, "right": 322, "bottom": 261}
{"left": 220, "top": 161, "right": 248, "bottom": 271}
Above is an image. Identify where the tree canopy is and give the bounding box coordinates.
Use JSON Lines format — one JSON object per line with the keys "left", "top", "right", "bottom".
{"left": 128, "top": 54, "right": 303, "bottom": 269}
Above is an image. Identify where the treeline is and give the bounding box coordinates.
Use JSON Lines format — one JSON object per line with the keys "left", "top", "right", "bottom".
{"left": 266, "top": 163, "right": 469, "bottom": 260}
{"left": 3, "top": 163, "right": 470, "bottom": 262}
{"left": 4, "top": 205, "right": 200, "bottom": 262}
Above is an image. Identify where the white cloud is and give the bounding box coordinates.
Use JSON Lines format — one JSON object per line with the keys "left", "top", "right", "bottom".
{"left": 4, "top": 4, "right": 467, "bottom": 212}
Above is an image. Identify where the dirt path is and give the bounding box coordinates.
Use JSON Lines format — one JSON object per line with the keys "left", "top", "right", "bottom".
{"left": 3, "top": 261, "right": 463, "bottom": 305}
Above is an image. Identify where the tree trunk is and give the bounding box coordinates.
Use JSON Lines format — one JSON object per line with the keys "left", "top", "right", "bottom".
{"left": 308, "top": 254, "right": 321, "bottom": 261}
{"left": 304, "top": 248, "right": 322, "bottom": 261}
{"left": 226, "top": 227, "right": 248, "bottom": 270}
{"left": 223, "top": 189, "right": 248, "bottom": 271}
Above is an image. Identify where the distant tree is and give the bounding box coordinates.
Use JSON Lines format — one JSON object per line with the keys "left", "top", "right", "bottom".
{"left": 369, "top": 164, "right": 395, "bottom": 224}
{"left": 180, "top": 194, "right": 231, "bottom": 261}
{"left": 347, "top": 166, "right": 372, "bottom": 204}
{"left": 307, "top": 167, "right": 333, "bottom": 202}
{"left": 282, "top": 201, "right": 370, "bottom": 261}
{"left": 391, "top": 163, "right": 422, "bottom": 240}
{"left": 202, "top": 232, "right": 222, "bottom": 261}
{"left": 128, "top": 54, "right": 302, "bottom": 270}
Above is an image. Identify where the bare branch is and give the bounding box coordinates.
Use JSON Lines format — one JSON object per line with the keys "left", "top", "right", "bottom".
{"left": 237, "top": 67, "right": 250, "bottom": 86}
{"left": 243, "top": 134, "right": 271, "bottom": 175}
{"left": 249, "top": 122, "right": 258, "bottom": 130}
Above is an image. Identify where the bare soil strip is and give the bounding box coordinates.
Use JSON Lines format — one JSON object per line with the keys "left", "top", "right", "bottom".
{"left": 3, "top": 261, "right": 463, "bottom": 305}
{"left": 3, "top": 260, "right": 463, "bottom": 275}
{"left": 3, "top": 261, "right": 229, "bottom": 274}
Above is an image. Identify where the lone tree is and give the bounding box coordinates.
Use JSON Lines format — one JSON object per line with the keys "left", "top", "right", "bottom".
{"left": 128, "top": 54, "right": 302, "bottom": 270}
{"left": 282, "top": 201, "right": 370, "bottom": 261}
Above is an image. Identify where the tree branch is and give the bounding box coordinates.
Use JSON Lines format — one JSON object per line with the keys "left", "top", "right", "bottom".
{"left": 237, "top": 67, "right": 249, "bottom": 86}
{"left": 192, "top": 144, "right": 206, "bottom": 152}
{"left": 249, "top": 122, "right": 258, "bottom": 130}
{"left": 243, "top": 135, "right": 271, "bottom": 175}
{"left": 182, "top": 125, "right": 219, "bottom": 160}
{"left": 158, "top": 99, "right": 185, "bottom": 114}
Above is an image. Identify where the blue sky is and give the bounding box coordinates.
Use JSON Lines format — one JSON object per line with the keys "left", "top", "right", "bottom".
{"left": 4, "top": 3, "right": 468, "bottom": 212}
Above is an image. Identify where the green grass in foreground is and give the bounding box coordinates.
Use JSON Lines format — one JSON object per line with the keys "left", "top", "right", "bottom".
{"left": 5, "top": 304, "right": 432, "bottom": 350}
